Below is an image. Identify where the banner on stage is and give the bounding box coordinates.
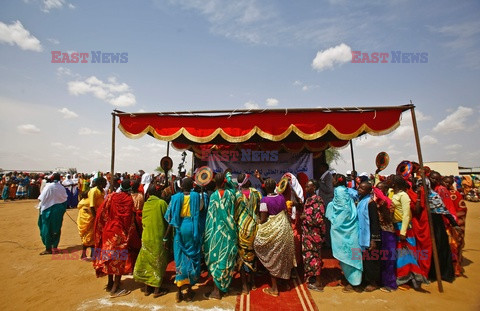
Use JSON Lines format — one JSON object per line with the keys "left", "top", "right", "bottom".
{"left": 208, "top": 153, "right": 313, "bottom": 189}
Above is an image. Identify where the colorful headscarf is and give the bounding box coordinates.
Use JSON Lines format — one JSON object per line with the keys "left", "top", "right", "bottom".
{"left": 238, "top": 173, "right": 250, "bottom": 189}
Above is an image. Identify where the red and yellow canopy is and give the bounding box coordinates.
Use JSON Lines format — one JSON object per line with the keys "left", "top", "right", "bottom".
{"left": 117, "top": 105, "right": 410, "bottom": 153}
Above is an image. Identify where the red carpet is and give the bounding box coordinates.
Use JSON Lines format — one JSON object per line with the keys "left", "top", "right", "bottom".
{"left": 236, "top": 250, "right": 343, "bottom": 311}
{"left": 235, "top": 273, "right": 318, "bottom": 311}
{"left": 164, "top": 250, "right": 343, "bottom": 310}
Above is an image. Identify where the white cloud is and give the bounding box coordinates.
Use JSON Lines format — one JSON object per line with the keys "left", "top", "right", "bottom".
{"left": 146, "top": 142, "right": 166, "bottom": 152}
{"left": 244, "top": 101, "right": 259, "bottom": 109}
{"left": 292, "top": 80, "right": 318, "bottom": 92}
{"left": 57, "top": 66, "right": 72, "bottom": 77}
{"left": 433, "top": 106, "right": 473, "bottom": 132}
{"left": 109, "top": 93, "right": 136, "bottom": 107}
{"left": 312, "top": 43, "right": 351, "bottom": 71}
{"left": 387, "top": 148, "right": 401, "bottom": 155}
{"left": 265, "top": 98, "right": 279, "bottom": 107}
{"left": 444, "top": 144, "right": 462, "bottom": 150}
{"left": 42, "top": 0, "right": 75, "bottom": 12}
{"left": 17, "top": 124, "right": 40, "bottom": 134}
{"left": 161, "top": 1, "right": 354, "bottom": 47}
{"left": 47, "top": 38, "right": 60, "bottom": 44}
{"left": 165, "top": 0, "right": 274, "bottom": 44}
{"left": 68, "top": 76, "right": 136, "bottom": 107}
{"left": 390, "top": 124, "right": 413, "bottom": 140}
{"left": 355, "top": 135, "right": 389, "bottom": 148}
{"left": 415, "top": 110, "right": 432, "bottom": 121}
{"left": 92, "top": 149, "right": 109, "bottom": 159}
{"left": 0, "top": 20, "right": 43, "bottom": 52}
{"left": 78, "top": 127, "right": 100, "bottom": 135}
{"left": 58, "top": 107, "right": 78, "bottom": 119}
{"left": 421, "top": 135, "right": 438, "bottom": 145}
{"left": 56, "top": 67, "right": 81, "bottom": 79}
{"left": 122, "top": 145, "right": 141, "bottom": 152}
{"left": 429, "top": 20, "right": 480, "bottom": 68}
{"left": 51, "top": 142, "right": 79, "bottom": 150}
{"left": 43, "top": 0, "right": 64, "bottom": 11}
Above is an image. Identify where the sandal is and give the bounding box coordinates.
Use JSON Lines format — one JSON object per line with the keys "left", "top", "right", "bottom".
{"left": 105, "top": 283, "right": 114, "bottom": 292}
{"left": 262, "top": 287, "right": 279, "bottom": 297}
{"left": 175, "top": 291, "right": 183, "bottom": 303}
{"left": 380, "top": 286, "right": 394, "bottom": 293}
{"left": 184, "top": 290, "right": 195, "bottom": 302}
{"left": 203, "top": 292, "right": 221, "bottom": 300}
{"left": 144, "top": 286, "right": 152, "bottom": 296}
{"left": 39, "top": 250, "right": 52, "bottom": 255}
{"left": 342, "top": 285, "right": 354, "bottom": 293}
{"left": 307, "top": 283, "right": 324, "bottom": 292}
{"left": 110, "top": 289, "right": 131, "bottom": 298}
{"left": 364, "top": 285, "right": 378, "bottom": 292}
{"left": 153, "top": 287, "right": 168, "bottom": 298}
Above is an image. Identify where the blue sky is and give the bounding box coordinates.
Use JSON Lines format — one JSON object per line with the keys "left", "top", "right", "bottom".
{"left": 0, "top": 0, "right": 479, "bottom": 176}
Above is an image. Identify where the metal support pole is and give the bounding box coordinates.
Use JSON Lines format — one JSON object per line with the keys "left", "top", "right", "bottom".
{"left": 110, "top": 112, "right": 116, "bottom": 192}
{"left": 350, "top": 140, "right": 356, "bottom": 173}
{"left": 410, "top": 102, "right": 443, "bottom": 293}
{"left": 167, "top": 141, "right": 170, "bottom": 157}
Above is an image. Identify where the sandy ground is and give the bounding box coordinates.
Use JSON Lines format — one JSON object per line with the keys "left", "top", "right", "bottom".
{"left": 0, "top": 199, "right": 479, "bottom": 311}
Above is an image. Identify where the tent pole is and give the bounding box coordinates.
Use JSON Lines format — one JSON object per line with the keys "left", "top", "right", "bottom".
{"left": 191, "top": 150, "right": 195, "bottom": 174}
{"left": 167, "top": 141, "right": 170, "bottom": 157}
{"left": 350, "top": 140, "right": 356, "bottom": 173}
{"left": 110, "top": 112, "right": 116, "bottom": 193}
{"left": 410, "top": 103, "right": 443, "bottom": 293}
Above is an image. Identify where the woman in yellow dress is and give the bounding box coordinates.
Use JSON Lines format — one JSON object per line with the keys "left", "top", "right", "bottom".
{"left": 77, "top": 177, "right": 106, "bottom": 260}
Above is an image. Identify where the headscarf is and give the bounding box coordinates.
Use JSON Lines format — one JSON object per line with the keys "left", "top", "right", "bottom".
{"left": 282, "top": 172, "right": 304, "bottom": 202}
{"left": 372, "top": 187, "right": 391, "bottom": 209}
{"left": 238, "top": 173, "right": 250, "bottom": 189}
{"left": 141, "top": 173, "right": 152, "bottom": 196}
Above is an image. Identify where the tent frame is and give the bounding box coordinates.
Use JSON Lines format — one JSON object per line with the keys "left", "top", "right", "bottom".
{"left": 110, "top": 103, "right": 444, "bottom": 292}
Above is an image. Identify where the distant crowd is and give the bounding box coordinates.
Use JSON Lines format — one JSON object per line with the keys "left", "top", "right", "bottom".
{"left": 2, "top": 169, "right": 478, "bottom": 204}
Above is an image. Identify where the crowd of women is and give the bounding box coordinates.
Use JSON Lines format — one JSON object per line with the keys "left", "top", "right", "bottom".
{"left": 32, "top": 162, "right": 470, "bottom": 300}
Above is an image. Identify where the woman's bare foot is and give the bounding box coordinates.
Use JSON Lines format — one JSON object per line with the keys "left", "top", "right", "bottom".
{"left": 242, "top": 283, "right": 249, "bottom": 294}
{"left": 153, "top": 287, "right": 168, "bottom": 298}
{"left": 144, "top": 285, "right": 152, "bottom": 296}
{"left": 105, "top": 281, "right": 114, "bottom": 292}
{"left": 39, "top": 249, "right": 52, "bottom": 255}
{"left": 364, "top": 285, "right": 378, "bottom": 292}
{"left": 175, "top": 291, "right": 183, "bottom": 302}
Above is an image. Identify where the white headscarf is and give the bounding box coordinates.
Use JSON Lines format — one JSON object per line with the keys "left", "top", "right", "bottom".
{"left": 280, "top": 172, "right": 304, "bottom": 220}
{"left": 37, "top": 181, "right": 68, "bottom": 214}
{"left": 282, "top": 172, "right": 304, "bottom": 202}
{"left": 141, "top": 173, "right": 152, "bottom": 195}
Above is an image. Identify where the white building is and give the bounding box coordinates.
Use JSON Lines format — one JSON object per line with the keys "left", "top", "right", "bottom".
{"left": 424, "top": 161, "right": 459, "bottom": 176}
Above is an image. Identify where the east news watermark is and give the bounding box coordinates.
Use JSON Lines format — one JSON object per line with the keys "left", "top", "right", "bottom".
{"left": 351, "top": 248, "right": 429, "bottom": 261}
{"left": 51, "top": 51, "right": 128, "bottom": 63}
{"left": 351, "top": 51, "right": 428, "bottom": 63}
{"left": 52, "top": 249, "right": 129, "bottom": 260}
{"left": 201, "top": 149, "right": 279, "bottom": 162}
